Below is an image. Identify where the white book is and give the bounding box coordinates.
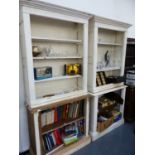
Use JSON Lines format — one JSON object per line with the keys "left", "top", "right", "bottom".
{"left": 46, "top": 111, "right": 52, "bottom": 125}
{"left": 41, "top": 113, "right": 46, "bottom": 127}
{"left": 48, "top": 111, "right": 52, "bottom": 124}
{"left": 51, "top": 110, "right": 54, "bottom": 124}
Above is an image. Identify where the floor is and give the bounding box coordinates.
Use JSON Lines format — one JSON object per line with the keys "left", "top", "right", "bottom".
{"left": 21, "top": 122, "right": 134, "bottom": 155}
{"left": 72, "top": 122, "right": 135, "bottom": 155}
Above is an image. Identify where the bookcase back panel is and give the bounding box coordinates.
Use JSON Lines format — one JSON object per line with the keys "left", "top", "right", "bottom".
{"left": 32, "top": 42, "right": 82, "bottom": 57}
{"left": 98, "top": 29, "right": 124, "bottom": 44}
{"left": 33, "top": 59, "right": 82, "bottom": 77}
{"left": 35, "top": 78, "right": 82, "bottom": 98}
{"left": 104, "top": 70, "right": 121, "bottom": 77}
{"left": 97, "top": 46, "right": 122, "bottom": 67}
{"left": 30, "top": 15, "right": 83, "bottom": 40}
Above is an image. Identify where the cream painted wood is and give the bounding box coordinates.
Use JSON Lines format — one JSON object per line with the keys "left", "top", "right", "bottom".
{"left": 31, "top": 90, "right": 87, "bottom": 108}
{"left": 20, "top": 12, "right": 36, "bottom": 101}
{"left": 120, "top": 87, "right": 126, "bottom": 118}
{"left": 34, "top": 111, "right": 41, "bottom": 155}
{"left": 88, "top": 16, "right": 131, "bottom": 94}
{"left": 92, "top": 119, "right": 124, "bottom": 141}
{"left": 20, "top": 0, "right": 90, "bottom": 107}
{"left": 89, "top": 86, "right": 127, "bottom": 141}
{"left": 85, "top": 97, "right": 89, "bottom": 136}
{"left": 20, "top": 0, "right": 90, "bottom": 24}
{"left": 89, "top": 96, "right": 98, "bottom": 137}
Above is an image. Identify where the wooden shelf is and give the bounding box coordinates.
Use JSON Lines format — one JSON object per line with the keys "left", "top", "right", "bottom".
{"left": 41, "top": 116, "right": 84, "bottom": 134}
{"left": 91, "top": 119, "right": 124, "bottom": 141}
{"left": 32, "top": 36, "right": 82, "bottom": 44}
{"left": 51, "top": 136, "right": 91, "bottom": 155}
{"left": 35, "top": 75, "right": 82, "bottom": 83}
{"left": 46, "top": 144, "right": 64, "bottom": 155}
{"left": 33, "top": 56, "right": 83, "bottom": 60}
{"left": 89, "top": 85, "right": 127, "bottom": 97}
{"left": 98, "top": 42, "right": 122, "bottom": 46}
{"left": 97, "top": 66, "right": 121, "bottom": 72}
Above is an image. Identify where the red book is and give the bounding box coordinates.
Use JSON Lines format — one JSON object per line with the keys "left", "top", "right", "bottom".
{"left": 53, "top": 130, "right": 61, "bottom": 145}
{"left": 55, "top": 129, "right": 62, "bottom": 144}
{"left": 54, "top": 108, "right": 58, "bottom": 123}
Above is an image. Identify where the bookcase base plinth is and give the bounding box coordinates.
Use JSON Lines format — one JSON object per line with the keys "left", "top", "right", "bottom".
{"left": 91, "top": 119, "right": 124, "bottom": 141}
{"left": 51, "top": 136, "right": 91, "bottom": 155}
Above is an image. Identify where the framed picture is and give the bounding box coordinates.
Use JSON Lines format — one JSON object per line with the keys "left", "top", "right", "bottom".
{"left": 64, "top": 64, "right": 82, "bottom": 75}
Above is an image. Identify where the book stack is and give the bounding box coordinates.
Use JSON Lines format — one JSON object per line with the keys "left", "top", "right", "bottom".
{"left": 62, "top": 120, "right": 85, "bottom": 145}
{"left": 42, "top": 129, "right": 62, "bottom": 153}
{"left": 41, "top": 101, "right": 84, "bottom": 127}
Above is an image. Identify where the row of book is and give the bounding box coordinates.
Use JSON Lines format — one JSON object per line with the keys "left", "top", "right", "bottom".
{"left": 96, "top": 71, "right": 106, "bottom": 86}
{"left": 42, "top": 120, "right": 85, "bottom": 153}
{"left": 43, "top": 129, "right": 62, "bottom": 153}
{"left": 41, "top": 100, "right": 84, "bottom": 127}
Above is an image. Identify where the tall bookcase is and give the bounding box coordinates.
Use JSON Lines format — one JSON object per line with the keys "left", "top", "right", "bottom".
{"left": 89, "top": 85, "right": 127, "bottom": 141}
{"left": 88, "top": 16, "right": 131, "bottom": 141}
{"left": 27, "top": 95, "right": 90, "bottom": 155}
{"left": 88, "top": 16, "right": 131, "bottom": 93}
{"left": 20, "top": 1, "right": 91, "bottom": 155}
{"left": 20, "top": 0, "right": 90, "bottom": 108}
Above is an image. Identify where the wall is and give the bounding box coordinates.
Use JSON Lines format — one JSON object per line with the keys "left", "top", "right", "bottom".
{"left": 19, "top": 0, "right": 135, "bottom": 152}
{"left": 40, "top": 0, "right": 135, "bottom": 38}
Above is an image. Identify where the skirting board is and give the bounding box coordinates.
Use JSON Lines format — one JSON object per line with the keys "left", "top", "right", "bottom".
{"left": 52, "top": 136, "right": 91, "bottom": 155}
{"left": 91, "top": 119, "right": 124, "bottom": 141}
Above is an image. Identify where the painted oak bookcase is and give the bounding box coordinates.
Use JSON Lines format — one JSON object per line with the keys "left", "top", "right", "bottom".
{"left": 88, "top": 16, "right": 131, "bottom": 93}
{"left": 89, "top": 85, "right": 127, "bottom": 141}
{"left": 20, "top": 1, "right": 91, "bottom": 155}
{"left": 27, "top": 94, "right": 90, "bottom": 155}
{"left": 20, "top": 0, "right": 90, "bottom": 108}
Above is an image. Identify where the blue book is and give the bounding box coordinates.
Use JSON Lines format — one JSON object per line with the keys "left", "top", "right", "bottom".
{"left": 43, "top": 135, "right": 48, "bottom": 152}
{"left": 57, "top": 106, "right": 61, "bottom": 121}
{"left": 48, "top": 133, "right": 54, "bottom": 147}
{"left": 46, "top": 134, "right": 52, "bottom": 150}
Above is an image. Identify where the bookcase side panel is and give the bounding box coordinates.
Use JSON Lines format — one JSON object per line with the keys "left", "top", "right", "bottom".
{"left": 88, "top": 21, "right": 98, "bottom": 93}
{"left": 27, "top": 108, "right": 36, "bottom": 155}
{"left": 82, "top": 23, "right": 88, "bottom": 91}
{"left": 34, "top": 112, "right": 41, "bottom": 155}
{"left": 89, "top": 96, "right": 98, "bottom": 136}
{"left": 84, "top": 97, "right": 89, "bottom": 136}
{"left": 120, "top": 31, "right": 128, "bottom": 76}
{"left": 21, "top": 12, "right": 36, "bottom": 103}
{"left": 120, "top": 87, "right": 126, "bottom": 118}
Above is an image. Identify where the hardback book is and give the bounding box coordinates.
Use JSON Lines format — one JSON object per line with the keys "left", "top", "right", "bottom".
{"left": 96, "top": 72, "right": 102, "bottom": 86}
{"left": 99, "top": 72, "right": 106, "bottom": 85}
{"left": 34, "top": 66, "right": 52, "bottom": 80}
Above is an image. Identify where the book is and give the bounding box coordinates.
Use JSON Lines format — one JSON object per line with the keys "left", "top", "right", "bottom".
{"left": 51, "top": 132, "right": 56, "bottom": 146}
{"left": 99, "top": 72, "right": 106, "bottom": 85}
{"left": 48, "top": 133, "right": 54, "bottom": 147}
{"left": 96, "top": 72, "right": 102, "bottom": 86}
{"left": 54, "top": 108, "right": 58, "bottom": 123}
{"left": 43, "top": 135, "right": 49, "bottom": 152}
{"left": 44, "top": 135, "right": 51, "bottom": 151}
{"left": 41, "top": 112, "right": 46, "bottom": 127}
{"left": 53, "top": 130, "right": 61, "bottom": 145}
